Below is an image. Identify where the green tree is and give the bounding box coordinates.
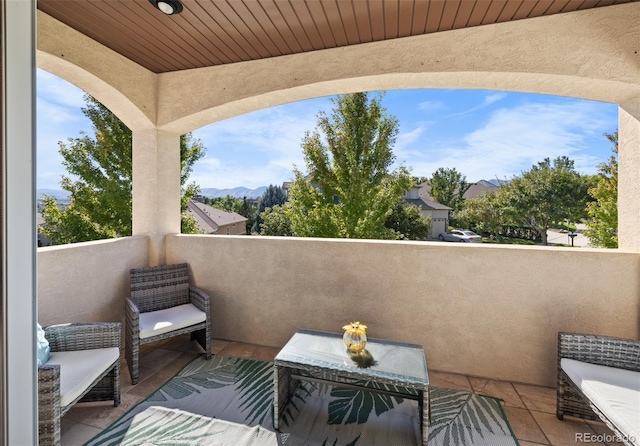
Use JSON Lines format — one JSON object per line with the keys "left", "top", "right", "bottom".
{"left": 253, "top": 185, "right": 288, "bottom": 233}
{"left": 259, "top": 204, "right": 294, "bottom": 236}
{"left": 207, "top": 195, "right": 243, "bottom": 213}
{"left": 428, "top": 167, "right": 471, "bottom": 219}
{"left": 456, "top": 189, "right": 510, "bottom": 237}
{"left": 504, "top": 156, "right": 592, "bottom": 245}
{"left": 285, "top": 92, "right": 412, "bottom": 239}
{"left": 40, "top": 95, "right": 205, "bottom": 244}
{"left": 584, "top": 132, "right": 618, "bottom": 248}
{"left": 238, "top": 197, "right": 257, "bottom": 234}
{"left": 384, "top": 200, "right": 432, "bottom": 240}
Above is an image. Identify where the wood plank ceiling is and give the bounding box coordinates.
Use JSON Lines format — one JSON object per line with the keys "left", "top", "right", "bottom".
{"left": 37, "top": 0, "right": 638, "bottom": 73}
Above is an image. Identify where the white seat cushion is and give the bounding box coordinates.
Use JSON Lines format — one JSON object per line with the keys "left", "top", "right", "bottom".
{"left": 139, "top": 303, "right": 206, "bottom": 340}
{"left": 561, "top": 358, "right": 640, "bottom": 444}
{"left": 47, "top": 347, "right": 120, "bottom": 408}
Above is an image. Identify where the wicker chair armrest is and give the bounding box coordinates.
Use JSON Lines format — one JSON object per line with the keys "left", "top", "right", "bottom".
{"left": 45, "top": 322, "right": 121, "bottom": 352}
{"left": 558, "top": 332, "right": 640, "bottom": 372}
{"left": 189, "top": 286, "right": 211, "bottom": 315}
{"left": 38, "top": 363, "right": 61, "bottom": 388}
{"left": 126, "top": 297, "right": 140, "bottom": 318}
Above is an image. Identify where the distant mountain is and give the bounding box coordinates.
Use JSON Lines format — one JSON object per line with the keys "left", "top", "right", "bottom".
{"left": 486, "top": 179, "right": 509, "bottom": 186}
{"left": 200, "top": 186, "right": 267, "bottom": 199}
{"left": 37, "top": 189, "right": 71, "bottom": 200}
{"left": 36, "top": 187, "right": 269, "bottom": 201}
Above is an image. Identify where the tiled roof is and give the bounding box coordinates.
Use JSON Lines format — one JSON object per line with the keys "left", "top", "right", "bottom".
{"left": 186, "top": 200, "right": 247, "bottom": 233}
{"left": 405, "top": 198, "right": 452, "bottom": 211}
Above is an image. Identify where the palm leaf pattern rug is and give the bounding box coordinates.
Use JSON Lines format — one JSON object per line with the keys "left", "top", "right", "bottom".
{"left": 86, "top": 355, "right": 519, "bottom": 446}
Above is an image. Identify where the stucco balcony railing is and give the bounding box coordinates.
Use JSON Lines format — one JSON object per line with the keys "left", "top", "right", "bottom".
{"left": 38, "top": 235, "right": 638, "bottom": 444}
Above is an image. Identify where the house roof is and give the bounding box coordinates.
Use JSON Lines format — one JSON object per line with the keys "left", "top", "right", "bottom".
{"left": 36, "top": 0, "right": 636, "bottom": 74}
{"left": 418, "top": 180, "right": 499, "bottom": 204}
{"left": 405, "top": 197, "right": 452, "bottom": 211}
{"left": 463, "top": 181, "right": 499, "bottom": 200}
{"left": 186, "top": 200, "right": 247, "bottom": 233}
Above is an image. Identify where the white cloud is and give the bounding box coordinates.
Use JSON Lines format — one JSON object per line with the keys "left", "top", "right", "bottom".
{"left": 403, "top": 100, "right": 612, "bottom": 181}
{"left": 418, "top": 100, "right": 445, "bottom": 112}
{"left": 484, "top": 92, "right": 508, "bottom": 105}
{"left": 36, "top": 71, "right": 93, "bottom": 189}
{"left": 449, "top": 91, "right": 508, "bottom": 117}
{"left": 37, "top": 69, "right": 87, "bottom": 108}
{"left": 191, "top": 99, "right": 330, "bottom": 188}
{"left": 396, "top": 125, "right": 426, "bottom": 151}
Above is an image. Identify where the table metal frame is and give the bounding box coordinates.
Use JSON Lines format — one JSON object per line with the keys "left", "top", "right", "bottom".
{"left": 273, "top": 329, "right": 429, "bottom": 445}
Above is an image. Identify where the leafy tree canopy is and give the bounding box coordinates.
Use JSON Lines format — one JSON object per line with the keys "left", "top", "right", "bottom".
{"left": 502, "top": 156, "right": 593, "bottom": 245}
{"left": 285, "top": 92, "right": 412, "bottom": 239}
{"left": 253, "top": 185, "right": 288, "bottom": 233}
{"left": 456, "top": 189, "right": 509, "bottom": 236}
{"left": 428, "top": 167, "right": 471, "bottom": 213}
{"left": 384, "top": 199, "right": 432, "bottom": 240}
{"left": 259, "top": 204, "right": 294, "bottom": 236}
{"left": 584, "top": 132, "right": 618, "bottom": 248}
{"left": 41, "top": 95, "right": 205, "bottom": 244}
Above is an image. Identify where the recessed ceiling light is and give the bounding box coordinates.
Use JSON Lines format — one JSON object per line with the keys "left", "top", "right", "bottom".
{"left": 149, "top": 0, "right": 183, "bottom": 15}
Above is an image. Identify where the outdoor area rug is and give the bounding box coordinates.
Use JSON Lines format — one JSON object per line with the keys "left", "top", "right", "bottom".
{"left": 86, "top": 355, "right": 519, "bottom": 446}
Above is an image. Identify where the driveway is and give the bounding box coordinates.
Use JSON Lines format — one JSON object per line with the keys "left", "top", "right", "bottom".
{"left": 546, "top": 224, "right": 590, "bottom": 247}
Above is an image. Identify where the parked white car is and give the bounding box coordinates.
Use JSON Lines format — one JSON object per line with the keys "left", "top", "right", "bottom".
{"left": 438, "top": 230, "right": 483, "bottom": 243}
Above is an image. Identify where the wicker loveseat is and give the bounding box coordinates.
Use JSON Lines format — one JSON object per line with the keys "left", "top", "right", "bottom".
{"left": 557, "top": 332, "right": 640, "bottom": 446}
{"left": 126, "top": 263, "right": 211, "bottom": 385}
{"left": 38, "top": 322, "right": 121, "bottom": 446}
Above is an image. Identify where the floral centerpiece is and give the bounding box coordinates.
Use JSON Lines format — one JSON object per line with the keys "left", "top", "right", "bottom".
{"left": 342, "top": 321, "right": 367, "bottom": 353}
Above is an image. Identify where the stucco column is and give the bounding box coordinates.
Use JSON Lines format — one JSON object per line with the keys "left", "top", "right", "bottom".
{"left": 132, "top": 129, "right": 181, "bottom": 265}
{"left": 617, "top": 97, "right": 640, "bottom": 251}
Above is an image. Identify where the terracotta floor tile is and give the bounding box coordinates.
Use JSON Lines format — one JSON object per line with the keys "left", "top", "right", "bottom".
{"left": 468, "top": 377, "right": 527, "bottom": 409}
{"left": 218, "top": 341, "right": 260, "bottom": 359}
{"left": 428, "top": 370, "right": 472, "bottom": 391}
{"left": 252, "top": 345, "right": 281, "bottom": 362}
{"left": 61, "top": 401, "right": 112, "bottom": 433}
{"left": 531, "top": 411, "right": 607, "bottom": 446}
{"left": 211, "top": 338, "right": 231, "bottom": 353}
{"left": 76, "top": 391, "right": 142, "bottom": 430}
{"left": 61, "top": 423, "right": 103, "bottom": 446}
{"left": 586, "top": 420, "right": 622, "bottom": 446}
{"left": 502, "top": 406, "right": 549, "bottom": 444}
{"left": 160, "top": 335, "right": 209, "bottom": 354}
{"left": 514, "top": 383, "right": 557, "bottom": 414}
{"left": 519, "top": 441, "right": 552, "bottom": 446}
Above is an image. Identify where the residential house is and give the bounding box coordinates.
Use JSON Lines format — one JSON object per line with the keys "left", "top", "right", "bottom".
{"left": 463, "top": 180, "right": 499, "bottom": 200}
{"left": 402, "top": 184, "right": 451, "bottom": 239}
{"left": 186, "top": 200, "right": 247, "bottom": 235}
{"left": 36, "top": 212, "right": 53, "bottom": 247}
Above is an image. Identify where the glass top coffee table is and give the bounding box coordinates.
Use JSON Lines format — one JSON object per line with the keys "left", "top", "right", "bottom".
{"left": 273, "top": 329, "right": 430, "bottom": 445}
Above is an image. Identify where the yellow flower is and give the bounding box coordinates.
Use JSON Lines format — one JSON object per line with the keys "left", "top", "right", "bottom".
{"left": 342, "top": 321, "right": 367, "bottom": 336}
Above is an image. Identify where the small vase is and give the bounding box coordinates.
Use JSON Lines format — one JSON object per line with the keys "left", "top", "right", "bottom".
{"left": 342, "top": 322, "right": 367, "bottom": 353}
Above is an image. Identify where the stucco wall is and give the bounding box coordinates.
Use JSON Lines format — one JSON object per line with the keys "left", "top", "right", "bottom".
{"left": 155, "top": 2, "right": 640, "bottom": 134}
{"left": 37, "top": 236, "right": 149, "bottom": 326}
{"left": 166, "top": 234, "right": 640, "bottom": 387}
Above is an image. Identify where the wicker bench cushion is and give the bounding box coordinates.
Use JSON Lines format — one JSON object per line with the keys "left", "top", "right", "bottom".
{"left": 139, "top": 303, "right": 206, "bottom": 339}
{"left": 47, "top": 347, "right": 120, "bottom": 407}
{"left": 561, "top": 358, "right": 640, "bottom": 443}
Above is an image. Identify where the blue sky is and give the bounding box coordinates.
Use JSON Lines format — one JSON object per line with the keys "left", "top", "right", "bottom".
{"left": 37, "top": 69, "right": 618, "bottom": 191}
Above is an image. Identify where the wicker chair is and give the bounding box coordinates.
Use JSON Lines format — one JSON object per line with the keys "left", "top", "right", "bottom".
{"left": 126, "top": 263, "right": 211, "bottom": 385}
{"left": 557, "top": 332, "right": 640, "bottom": 446}
{"left": 38, "top": 322, "right": 121, "bottom": 446}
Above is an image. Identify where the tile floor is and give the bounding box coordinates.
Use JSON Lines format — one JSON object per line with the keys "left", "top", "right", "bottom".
{"left": 60, "top": 335, "right": 618, "bottom": 446}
